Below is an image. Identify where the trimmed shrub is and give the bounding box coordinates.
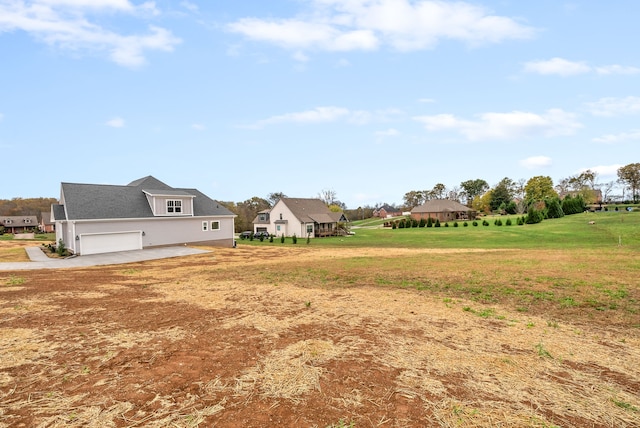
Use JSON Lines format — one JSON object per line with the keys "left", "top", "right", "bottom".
{"left": 426, "top": 217, "right": 433, "bottom": 228}
{"left": 453, "top": 221, "right": 459, "bottom": 227}
{"left": 419, "top": 218, "right": 426, "bottom": 227}
{"left": 463, "top": 222, "right": 468, "bottom": 227}
{"left": 506, "top": 218, "right": 512, "bottom": 226}
{"left": 434, "top": 219, "right": 441, "bottom": 228}
{"left": 482, "top": 220, "right": 490, "bottom": 226}
{"left": 525, "top": 207, "right": 544, "bottom": 224}
{"left": 473, "top": 221, "right": 478, "bottom": 227}
{"left": 292, "top": 234, "right": 297, "bottom": 244}
{"left": 545, "top": 197, "right": 565, "bottom": 219}
{"left": 280, "top": 234, "right": 285, "bottom": 243}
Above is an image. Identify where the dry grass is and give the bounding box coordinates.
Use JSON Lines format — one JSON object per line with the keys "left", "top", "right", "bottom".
{"left": 0, "top": 243, "right": 639, "bottom": 427}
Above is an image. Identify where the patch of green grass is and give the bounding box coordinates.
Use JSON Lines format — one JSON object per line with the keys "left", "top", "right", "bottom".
{"left": 4, "top": 275, "right": 25, "bottom": 286}
{"left": 611, "top": 398, "right": 639, "bottom": 412}
{"left": 535, "top": 342, "right": 552, "bottom": 359}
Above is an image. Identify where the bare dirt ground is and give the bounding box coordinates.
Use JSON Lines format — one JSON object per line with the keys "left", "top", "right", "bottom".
{"left": 1, "top": 242, "right": 639, "bottom": 427}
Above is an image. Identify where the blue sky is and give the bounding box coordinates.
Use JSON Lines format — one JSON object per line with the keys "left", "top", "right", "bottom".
{"left": 1, "top": 0, "right": 638, "bottom": 208}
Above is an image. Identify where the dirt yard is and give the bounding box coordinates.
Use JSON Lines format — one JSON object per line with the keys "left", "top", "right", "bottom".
{"left": 1, "top": 242, "right": 639, "bottom": 427}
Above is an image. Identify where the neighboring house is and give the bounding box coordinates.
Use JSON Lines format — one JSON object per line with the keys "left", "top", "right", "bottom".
{"left": 1, "top": 216, "right": 38, "bottom": 234}
{"left": 411, "top": 199, "right": 475, "bottom": 222}
{"left": 373, "top": 204, "right": 402, "bottom": 218}
{"left": 253, "top": 198, "right": 348, "bottom": 238}
{"left": 51, "top": 176, "right": 236, "bottom": 255}
{"left": 40, "top": 211, "right": 55, "bottom": 232}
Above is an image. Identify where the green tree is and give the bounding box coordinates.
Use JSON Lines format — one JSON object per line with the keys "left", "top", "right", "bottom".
{"left": 617, "top": 163, "right": 640, "bottom": 202}
{"left": 460, "top": 179, "right": 489, "bottom": 206}
{"left": 524, "top": 176, "right": 557, "bottom": 204}
{"left": 403, "top": 190, "right": 426, "bottom": 209}
{"left": 267, "top": 192, "right": 287, "bottom": 206}
{"left": 429, "top": 183, "right": 447, "bottom": 199}
{"left": 490, "top": 178, "right": 515, "bottom": 212}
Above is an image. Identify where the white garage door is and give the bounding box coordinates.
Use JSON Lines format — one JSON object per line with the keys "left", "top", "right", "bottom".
{"left": 80, "top": 231, "right": 142, "bottom": 255}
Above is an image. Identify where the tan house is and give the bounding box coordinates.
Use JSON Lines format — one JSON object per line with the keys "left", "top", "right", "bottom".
{"left": 253, "top": 198, "right": 348, "bottom": 238}
{"left": 411, "top": 199, "right": 475, "bottom": 222}
{"left": 1, "top": 216, "right": 38, "bottom": 233}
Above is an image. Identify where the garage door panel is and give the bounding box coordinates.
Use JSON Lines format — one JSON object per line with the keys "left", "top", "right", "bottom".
{"left": 80, "top": 232, "right": 142, "bottom": 255}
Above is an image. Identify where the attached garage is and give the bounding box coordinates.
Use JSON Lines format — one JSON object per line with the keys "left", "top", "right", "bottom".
{"left": 79, "top": 231, "right": 143, "bottom": 255}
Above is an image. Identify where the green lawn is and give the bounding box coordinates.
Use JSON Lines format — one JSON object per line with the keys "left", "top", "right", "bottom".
{"left": 240, "top": 211, "right": 640, "bottom": 250}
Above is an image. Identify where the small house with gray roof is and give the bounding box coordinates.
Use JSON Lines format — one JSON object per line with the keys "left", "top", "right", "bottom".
{"left": 411, "top": 199, "right": 475, "bottom": 223}
{"left": 254, "top": 197, "right": 348, "bottom": 238}
{"left": 51, "top": 176, "right": 236, "bottom": 255}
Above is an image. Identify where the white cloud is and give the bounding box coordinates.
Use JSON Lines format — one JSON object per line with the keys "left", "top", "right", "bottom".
{"left": 523, "top": 57, "right": 590, "bottom": 76}
{"left": 524, "top": 57, "right": 640, "bottom": 77}
{"left": 588, "top": 164, "right": 623, "bottom": 177}
{"left": 106, "top": 117, "right": 124, "bottom": 127}
{"left": 227, "top": 0, "right": 536, "bottom": 54}
{"left": 520, "top": 156, "right": 552, "bottom": 169}
{"left": 245, "top": 106, "right": 402, "bottom": 129}
{"left": 593, "top": 130, "right": 640, "bottom": 144}
{"left": 0, "top": 0, "right": 179, "bottom": 67}
{"left": 413, "top": 109, "right": 581, "bottom": 141}
{"left": 292, "top": 51, "right": 310, "bottom": 62}
{"left": 374, "top": 128, "right": 400, "bottom": 143}
{"left": 179, "top": 1, "right": 198, "bottom": 13}
{"left": 585, "top": 96, "right": 640, "bottom": 117}
{"left": 595, "top": 64, "right": 640, "bottom": 75}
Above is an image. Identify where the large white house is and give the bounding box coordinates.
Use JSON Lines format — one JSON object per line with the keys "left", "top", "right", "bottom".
{"left": 52, "top": 176, "right": 236, "bottom": 255}
{"left": 253, "top": 198, "right": 348, "bottom": 238}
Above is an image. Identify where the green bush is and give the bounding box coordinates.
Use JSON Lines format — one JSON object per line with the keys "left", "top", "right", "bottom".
{"left": 426, "top": 217, "right": 433, "bottom": 228}
{"left": 280, "top": 234, "right": 285, "bottom": 243}
{"left": 482, "top": 220, "right": 490, "bottom": 226}
{"left": 434, "top": 219, "right": 441, "bottom": 228}
{"left": 473, "top": 221, "right": 478, "bottom": 227}
{"left": 453, "top": 221, "right": 458, "bottom": 227}
{"left": 292, "top": 234, "right": 297, "bottom": 244}
{"left": 463, "top": 221, "right": 468, "bottom": 227}
{"left": 525, "top": 207, "right": 544, "bottom": 224}
{"left": 419, "top": 218, "right": 426, "bottom": 227}
{"left": 545, "top": 197, "right": 565, "bottom": 219}
{"left": 506, "top": 218, "right": 512, "bottom": 226}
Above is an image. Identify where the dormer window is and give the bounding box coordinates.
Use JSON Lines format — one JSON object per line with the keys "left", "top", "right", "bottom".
{"left": 25, "top": 218, "right": 31, "bottom": 223}
{"left": 5, "top": 219, "right": 11, "bottom": 224}
{"left": 167, "top": 200, "right": 182, "bottom": 214}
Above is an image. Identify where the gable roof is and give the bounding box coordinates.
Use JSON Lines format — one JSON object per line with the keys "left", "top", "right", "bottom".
{"left": 411, "top": 199, "right": 471, "bottom": 213}
{"left": 55, "top": 176, "right": 234, "bottom": 221}
{"left": 279, "top": 198, "right": 340, "bottom": 223}
{"left": 1, "top": 216, "right": 38, "bottom": 227}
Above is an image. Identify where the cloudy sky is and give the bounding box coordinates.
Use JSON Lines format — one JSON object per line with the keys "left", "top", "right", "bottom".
{"left": 0, "top": 0, "right": 637, "bottom": 207}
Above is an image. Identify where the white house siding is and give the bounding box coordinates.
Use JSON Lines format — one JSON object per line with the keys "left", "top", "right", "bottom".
{"left": 271, "top": 200, "right": 305, "bottom": 237}
{"left": 59, "top": 215, "right": 234, "bottom": 254}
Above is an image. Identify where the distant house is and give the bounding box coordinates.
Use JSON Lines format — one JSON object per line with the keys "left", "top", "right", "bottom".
{"left": 40, "top": 211, "right": 55, "bottom": 233}
{"left": 51, "top": 176, "right": 236, "bottom": 255}
{"left": 373, "top": 204, "right": 402, "bottom": 218}
{"left": 1, "top": 216, "right": 38, "bottom": 234}
{"left": 411, "top": 199, "right": 475, "bottom": 222}
{"left": 253, "top": 198, "right": 348, "bottom": 238}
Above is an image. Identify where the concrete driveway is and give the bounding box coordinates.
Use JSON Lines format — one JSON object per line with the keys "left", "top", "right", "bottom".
{"left": 0, "top": 246, "right": 210, "bottom": 271}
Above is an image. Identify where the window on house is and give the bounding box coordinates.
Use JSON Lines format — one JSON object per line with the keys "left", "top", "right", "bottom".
{"left": 5, "top": 219, "right": 11, "bottom": 224}
{"left": 276, "top": 225, "right": 281, "bottom": 232}
{"left": 210, "top": 221, "right": 220, "bottom": 231}
{"left": 259, "top": 214, "right": 266, "bottom": 221}
{"left": 25, "top": 219, "right": 31, "bottom": 223}
{"left": 167, "top": 200, "right": 182, "bottom": 213}
{"left": 279, "top": 213, "right": 283, "bottom": 220}
{"left": 306, "top": 224, "right": 313, "bottom": 234}
{"left": 202, "top": 221, "right": 208, "bottom": 231}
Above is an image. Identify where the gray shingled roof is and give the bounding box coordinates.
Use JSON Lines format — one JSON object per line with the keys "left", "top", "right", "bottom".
{"left": 280, "top": 198, "right": 335, "bottom": 223}
{"left": 56, "top": 176, "right": 234, "bottom": 220}
{"left": 411, "top": 199, "right": 471, "bottom": 213}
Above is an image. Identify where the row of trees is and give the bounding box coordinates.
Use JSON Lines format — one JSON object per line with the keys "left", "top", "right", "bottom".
{"left": 401, "top": 163, "right": 640, "bottom": 215}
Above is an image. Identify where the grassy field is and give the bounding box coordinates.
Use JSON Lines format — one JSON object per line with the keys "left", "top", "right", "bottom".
{"left": 243, "top": 211, "right": 640, "bottom": 250}
{"left": 1, "top": 213, "right": 639, "bottom": 427}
